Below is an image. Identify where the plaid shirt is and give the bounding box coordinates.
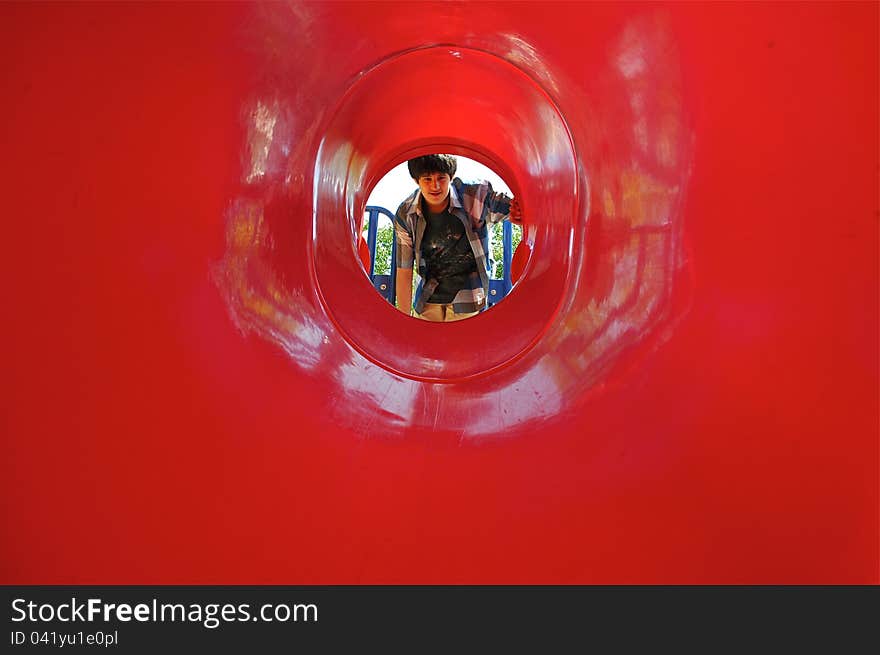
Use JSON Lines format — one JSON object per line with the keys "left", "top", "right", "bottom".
{"left": 394, "top": 177, "right": 512, "bottom": 315}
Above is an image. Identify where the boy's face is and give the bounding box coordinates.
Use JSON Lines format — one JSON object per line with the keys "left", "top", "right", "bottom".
{"left": 417, "top": 172, "right": 451, "bottom": 212}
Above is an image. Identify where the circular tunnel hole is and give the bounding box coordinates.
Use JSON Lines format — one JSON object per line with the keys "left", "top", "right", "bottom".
{"left": 312, "top": 45, "right": 579, "bottom": 380}
{"left": 358, "top": 155, "right": 526, "bottom": 321}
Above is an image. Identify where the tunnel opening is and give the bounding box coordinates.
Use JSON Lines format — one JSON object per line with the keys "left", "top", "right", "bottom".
{"left": 312, "top": 45, "right": 579, "bottom": 379}
{"left": 358, "top": 155, "right": 525, "bottom": 321}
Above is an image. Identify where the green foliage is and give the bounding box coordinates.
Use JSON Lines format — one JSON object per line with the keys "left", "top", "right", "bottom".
{"left": 490, "top": 222, "right": 523, "bottom": 279}
{"left": 362, "top": 217, "right": 395, "bottom": 275}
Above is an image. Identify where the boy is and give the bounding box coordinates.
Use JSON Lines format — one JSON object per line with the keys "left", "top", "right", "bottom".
{"left": 393, "top": 154, "right": 522, "bottom": 322}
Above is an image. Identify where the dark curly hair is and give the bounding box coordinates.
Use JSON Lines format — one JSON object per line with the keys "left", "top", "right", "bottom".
{"left": 407, "top": 154, "right": 457, "bottom": 180}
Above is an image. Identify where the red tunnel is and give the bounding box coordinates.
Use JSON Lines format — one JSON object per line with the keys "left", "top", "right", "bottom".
{"left": 2, "top": 2, "right": 877, "bottom": 583}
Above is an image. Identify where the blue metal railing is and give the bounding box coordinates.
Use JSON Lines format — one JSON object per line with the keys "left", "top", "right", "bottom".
{"left": 363, "top": 205, "right": 398, "bottom": 303}
{"left": 490, "top": 216, "right": 514, "bottom": 304}
{"left": 363, "top": 205, "right": 514, "bottom": 308}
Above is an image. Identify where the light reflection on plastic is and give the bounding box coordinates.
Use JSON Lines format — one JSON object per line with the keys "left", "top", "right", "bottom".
{"left": 245, "top": 100, "right": 278, "bottom": 183}
{"left": 213, "top": 198, "right": 329, "bottom": 372}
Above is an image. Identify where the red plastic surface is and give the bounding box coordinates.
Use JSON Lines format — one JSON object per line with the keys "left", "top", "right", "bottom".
{"left": 2, "top": 2, "right": 877, "bottom": 583}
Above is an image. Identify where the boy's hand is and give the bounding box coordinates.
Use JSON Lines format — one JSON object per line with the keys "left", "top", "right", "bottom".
{"left": 509, "top": 197, "right": 523, "bottom": 225}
